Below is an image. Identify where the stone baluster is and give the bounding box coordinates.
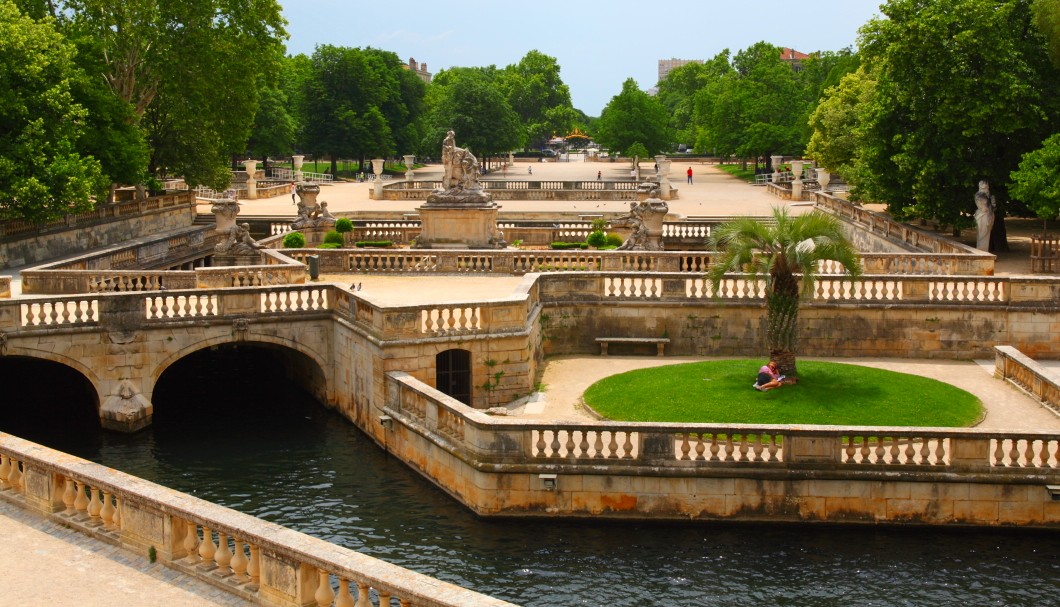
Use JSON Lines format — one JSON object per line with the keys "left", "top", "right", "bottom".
{"left": 183, "top": 522, "right": 200, "bottom": 563}
{"left": 215, "top": 531, "right": 233, "bottom": 575}
{"left": 230, "top": 539, "right": 249, "bottom": 582}
{"left": 112, "top": 496, "right": 121, "bottom": 528}
{"left": 62, "top": 478, "right": 76, "bottom": 513}
{"left": 247, "top": 544, "right": 261, "bottom": 586}
{"left": 336, "top": 579, "right": 355, "bottom": 607}
{"left": 73, "top": 480, "right": 89, "bottom": 515}
{"left": 378, "top": 591, "right": 392, "bottom": 606}
{"left": 315, "top": 569, "right": 336, "bottom": 607}
{"left": 100, "top": 491, "right": 116, "bottom": 528}
{"left": 198, "top": 526, "right": 217, "bottom": 568}
{"left": 354, "top": 582, "right": 372, "bottom": 607}
{"left": 7, "top": 457, "right": 22, "bottom": 491}
{"left": 87, "top": 486, "right": 103, "bottom": 524}
{"left": 0, "top": 454, "right": 10, "bottom": 489}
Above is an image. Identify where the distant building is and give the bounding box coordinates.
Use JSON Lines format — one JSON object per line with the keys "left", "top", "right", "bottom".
{"left": 404, "top": 57, "right": 432, "bottom": 83}
{"left": 778, "top": 47, "right": 810, "bottom": 71}
{"left": 657, "top": 58, "right": 704, "bottom": 84}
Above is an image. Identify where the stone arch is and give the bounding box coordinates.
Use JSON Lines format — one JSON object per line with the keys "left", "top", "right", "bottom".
{"left": 150, "top": 333, "right": 331, "bottom": 407}
{"left": 0, "top": 354, "right": 102, "bottom": 434}
{"left": 0, "top": 349, "right": 103, "bottom": 398}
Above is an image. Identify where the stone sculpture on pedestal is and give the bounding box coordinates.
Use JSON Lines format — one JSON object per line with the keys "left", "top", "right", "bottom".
{"left": 414, "top": 130, "right": 505, "bottom": 248}
{"left": 974, "top": 180, "right": 996, "bottom": 252}
{"left": 613, "top": 189, "right": 670, "bottom": 251}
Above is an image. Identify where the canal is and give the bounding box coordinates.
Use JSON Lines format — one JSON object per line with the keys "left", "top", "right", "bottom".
{"left": 3, "top": 349, "right": 1059, "bottom": 606}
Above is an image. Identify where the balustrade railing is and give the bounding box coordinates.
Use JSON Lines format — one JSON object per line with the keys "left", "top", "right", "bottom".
{"left": 1, "top": 192, "right": 193, "bottom": 240}
{"left": 0, "top": 433, "right": 517, "bottom": 607}
{"left": 995, "top": 345, "right": 1060, "bottom": 417}
{"left": 385, "top": 371, "right": 1060, "bottom": 473}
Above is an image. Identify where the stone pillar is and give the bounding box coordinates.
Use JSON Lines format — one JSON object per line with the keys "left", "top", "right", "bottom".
{"left": 292, "top": 155, "right": 305, "bottom": 182}
{"left": 211, "top": 196, "right": 241, "bottom": 234}
{"left": 508, "top": 152, "right": 515, "bottom": 167}
{"left": 790, "top": 160, "right": 804, "bottom": 200}
{"left": 372, "top": 158, "right": 385, "bottom": 199}
{"left": 771, "top": 155, "right": 783, "bottom": 183}
{"left": 244, "top": 159, "right": 258, "bottom": 199}
{"left": 403, "top": 155, "right": 415, "bottom": 181}
{"left": 100, "top": 380, "right": 153, "bottom": 433}
{"left": 816, "top": 167, "right": 831, "bottom": 192}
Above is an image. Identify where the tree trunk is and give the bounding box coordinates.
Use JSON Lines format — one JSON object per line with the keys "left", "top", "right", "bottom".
{"left": 991, "top": 212, "right": 1010, "bottom": 253}
{"left": 766, "top": 279, "right": 800, "bottom": 377}
{"left": 330, "top": 155, "right": 338, "bottom": 177}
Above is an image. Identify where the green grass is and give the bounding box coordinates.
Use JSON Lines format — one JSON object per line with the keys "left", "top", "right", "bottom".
{"left": 716, "top": 164, "right": 759, "bottom": 183}
{"left": 583, "top": 360, "right": 982, "bottom": 427}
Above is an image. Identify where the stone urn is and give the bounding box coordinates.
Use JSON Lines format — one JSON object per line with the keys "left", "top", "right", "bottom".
{"left": 292, "top": 155, "right": 304, "bottom": 181}
{"left": 771, "top": 155, "right": 783, "bottom": 182}
{"left": 789, "top": 160, "right": 804, "bottom": 200}
{"left": 403, "top": 155, "right": 415, "bottom": 182}
{"left": 243, "top": 159, "right": 258, "bottom": 199}
{"left": 372, "top": 158, "right": 386, "bottom": 198}
{"left": 815, "top": 168, "right": 831, "bottom": 192}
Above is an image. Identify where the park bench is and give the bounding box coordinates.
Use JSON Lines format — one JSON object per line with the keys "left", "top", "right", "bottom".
{"left": 595, "top": 337, "right": 670, "bottom": 357}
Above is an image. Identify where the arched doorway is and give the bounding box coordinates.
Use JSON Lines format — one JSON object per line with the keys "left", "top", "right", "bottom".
{"left": 0, "top": 356, "right": 99, "bottom": 452}
{"left": 436, "top": 349, "right": 471, "bottom": 405}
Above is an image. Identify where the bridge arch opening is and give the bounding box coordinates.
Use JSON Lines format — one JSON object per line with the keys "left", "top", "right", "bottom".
{"left": 0, "top": 356, "right": 99, "bottom": 450}
{"left": 436, "top": 349, "right": 472, "bottom": 405}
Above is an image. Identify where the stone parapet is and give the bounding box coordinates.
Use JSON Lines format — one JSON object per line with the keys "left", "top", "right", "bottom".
{"left": 381, "top": 372, "right": 1060, "bottom": 527}
{"left": 995, "top": 345, "right": 1060, "bottom": 417}
{"left": 0, "top": 433, "right": 517, "bottom": 607}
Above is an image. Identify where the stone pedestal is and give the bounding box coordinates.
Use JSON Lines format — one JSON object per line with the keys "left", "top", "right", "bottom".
{"left": 403, "top": 155, "right": 415, "bottom": 181}
{"left": 244, "top": 159, "right": 258, "bottom": 199}
{"left": 790, "top": 160, "right": 804, "bottom": 200}
{"left": 292, "top": 155, "right": 304, "bottom": 182}
{"left": 211, "top": 198, "right": 241, "bottom": 233}
{"left": 373, "top": 158, "right": 385, "bottom": 198}
{"left": 415, "top": 188, "right": 505, "bottom": 249}
{"left": 99, "top": 380, "right": 153, "bottom": 433}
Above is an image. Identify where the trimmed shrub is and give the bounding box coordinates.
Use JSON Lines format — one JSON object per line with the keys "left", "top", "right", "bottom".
{"left": 605, "top": 233, "right": 624, "bottom": 247}
{"left": 586, "top": 230, "right": 607, "bottom": 248}
{"left": 282, "top": 231, "right": 306, "bottom": 248}
{"left": 323, "top": 230, "right": 344, "bottom": 246}
{"left": 335, "top": 217, "right": 353, "bottom": 234}
{"left": 319, "top": 242, "right": 342, "bottom": 249}
{"left": 550, "top": 242, "right": 589, "bottom": 250}
{"left": 355, "top": 240, "right": 393, "bottom": 248}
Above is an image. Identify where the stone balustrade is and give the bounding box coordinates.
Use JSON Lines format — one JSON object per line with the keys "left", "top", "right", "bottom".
{"left": 383, "top": 371, "right": 1060, "bottom": 526}
{"left": 995, "top": 346, "right": 1060, "bottom": 417}
{"left": 0, "top": 192, "right": 194, "bottom": 240}
{"left": 379, "top": 180, "right": 642, "bottom": 201}
{"left": 0, "top": 433, "right": 517, "bottom": 607}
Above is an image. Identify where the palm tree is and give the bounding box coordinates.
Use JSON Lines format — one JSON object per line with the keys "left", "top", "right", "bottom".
{"left": 708, "top": 207, "right": 862, "bottom": 377}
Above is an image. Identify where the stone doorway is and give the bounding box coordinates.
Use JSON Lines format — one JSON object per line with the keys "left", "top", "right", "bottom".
{"left": 436, "top": 349, "right": 471, "bottom": 406}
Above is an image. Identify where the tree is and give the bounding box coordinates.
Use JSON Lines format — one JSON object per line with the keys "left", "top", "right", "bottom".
{"left": 806, "top": 67, "right": 875, "bottom": 183}
{"left": 247, "top": 77, "right": 296, "bottom": 170}
{"left": 499, "top": 50, "right": 575, "bottom": 148}
{"left": 708, "top": 208, "right": 862, "bottom": 377}
{"left": 625, "top": 142, "right": 650, "bottom": 162}
{"left": 47, "top": 0, "right": 287, "bottom": 188}
{"left": 856, "top": 0, "right": 1060, "bottom": 248}
{"left": 656, "top": 55, "right": 733, "bottom": 147}
{"left": 422, "top": 68, "right": 523, "bottom": 161}
{"left": 595, "top": 78, "right": 671, "bottom": 156}
{"left": 1034, "top": 0, "right": 1060, "bottom": 67}
{"left": 1009, "top": 133, "right": 1060, "bottom": 230}
{"left": 0, "top": 1, "right": 104, "bottom": 223}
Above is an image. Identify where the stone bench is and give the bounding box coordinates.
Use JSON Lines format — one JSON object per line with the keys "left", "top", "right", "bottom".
{"left": 595, "top": 337, "right": 669, "bottom": 357}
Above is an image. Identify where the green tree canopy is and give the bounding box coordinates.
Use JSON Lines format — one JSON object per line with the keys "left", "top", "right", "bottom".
{"left": 855, "top": 0, "right": 1060, "bottom": 244}
{"left": 656, "top": 54, "right": 733, "bottom": 147}
{"left": 1009, "top": 133, "right": 1060, "bottom": 225}
{"left": 499, "top": 50, "right": 575, "bottom": 148}
{"left": 806, "top": 67, "right": 875, "bottom": 182}
{"left": 422, "top": 67, "right": 523, "bottom": 159}
{"left": 595, "top": 78, "right": 671, "bottom": 156}
{"left": 0, "top": 1, "right": 104, "bottom": 223}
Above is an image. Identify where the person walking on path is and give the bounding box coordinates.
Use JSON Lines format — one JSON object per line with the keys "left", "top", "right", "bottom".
{"left": 597, "top": 170, "right": 602, "bottom": 181}
{"left": 687, "top": 167, "right": 693, "bottom": 184}
{"left": 528, "top": 166, "right": 532, "bottom": 175}
{"left": 290, "top": 182, "right": 297, "bottom": 204}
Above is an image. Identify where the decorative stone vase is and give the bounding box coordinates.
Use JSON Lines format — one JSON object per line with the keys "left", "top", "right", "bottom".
{"left": 403, "top": 155, "right": 415, "bottom": 181}
{"left": 292, "top": 155, "right": 304, "bottom": 182}
{"left": 372, "top": 158, "right": 386, "bottom": 198}
{"left": 243, "top": 160, "right": 258, "bottom": 199}
{"left": 771, "top": 155, "right": 783, "bottom": 182}
{"left": 816, "top": 168, "right": 831, "bottom": 192}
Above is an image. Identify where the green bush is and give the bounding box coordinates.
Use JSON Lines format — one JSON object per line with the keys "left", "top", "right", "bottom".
{"left": 586, "top": 230, "right": 607, "bottom": 248}
{"left": 319, "top": 242, "right": 342, "bottom": 249}
{"left": 355, "top": 240, "right": 393, "bottom": 248}
{"left": 550, "top": 242, "right": 589, "bottom": 250}
{"left": 335, "top": 217, "right": 353, "bottom": 233}
{"left": 282, "top": 231, "right": 306, "bottom": 248}
{"left": 323, "top": 230, "right": 345, "bottom": 246}
{"left": 605, "top": 232, "right": 624, "bottom": 247}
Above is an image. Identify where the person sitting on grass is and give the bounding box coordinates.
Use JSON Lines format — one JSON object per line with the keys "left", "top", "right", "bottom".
{"left": 755, "top": 360, "right": 784, "bottom": 391}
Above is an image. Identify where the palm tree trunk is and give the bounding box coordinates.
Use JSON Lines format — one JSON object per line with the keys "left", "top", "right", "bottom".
{"left": 766, "top": 290, "right": 800, "bottom": 377}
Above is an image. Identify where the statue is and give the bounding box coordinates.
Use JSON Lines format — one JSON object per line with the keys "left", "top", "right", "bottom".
{"left": 215, "top": 223, "right": 262, "bottom": 256}
{"left": 974, "top": 180, "right": 996, "bottom": 252}
{"left": 291, "top": 199, "right": 336, "bottom": 230}
{"left": 613, "top": 189, "right": 669, "bottom": 251}
{"left": 441, "top": 130, "right": 481, "bottom": 191}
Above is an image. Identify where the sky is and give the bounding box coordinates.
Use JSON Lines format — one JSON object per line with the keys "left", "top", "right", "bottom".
{"left": 281, "top": 0, "right": 884, "bottom": 116}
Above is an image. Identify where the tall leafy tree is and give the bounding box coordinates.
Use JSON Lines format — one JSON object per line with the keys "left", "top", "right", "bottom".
{"left": 423, "top": 67, "right": 523, "bottom": 161}
{"left": 656, "top": 54, "right": 733, "bottom": 147}
{"left": 499, "top": 50, "right": 575, "bottom": 148}
{"left": 806, "top": 67, "right": 875, "bottom": 183}
{"left": 595, "top": 78, "right": 671, "bottom": 157}
{"left": 856, "top": 0, "right": 1060, "bottom": 248}
{"left": 1009, "top": 133, "right": 1060, "bottom": 230}
{"left": 708, "top": 208, "right": 862, "bottom": 377}
{"left": 0, "top": 1, "right": 104, "bottom": 223}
